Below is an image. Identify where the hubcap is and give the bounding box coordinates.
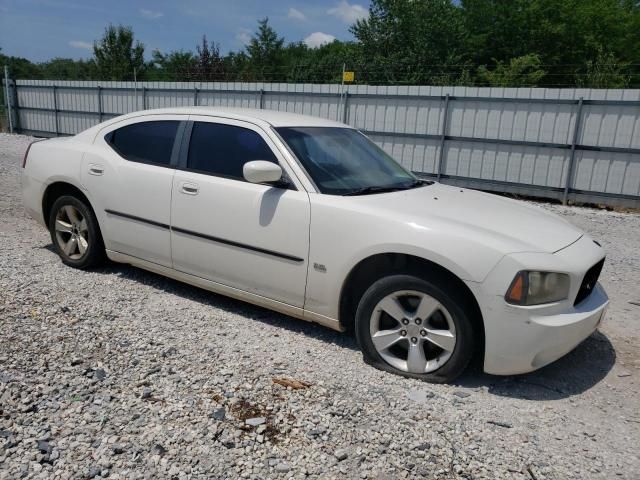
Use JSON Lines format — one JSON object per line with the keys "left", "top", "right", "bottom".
{"left": 54, "top": 205, "right": 89, "bottom": 260}
{"left": 369, "top": 290, "right": 457, "bottom": 374}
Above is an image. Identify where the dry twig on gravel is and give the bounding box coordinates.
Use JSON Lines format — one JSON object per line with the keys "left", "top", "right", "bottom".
{"left": 272, "top": 377, "right": 312, "bottom": 389}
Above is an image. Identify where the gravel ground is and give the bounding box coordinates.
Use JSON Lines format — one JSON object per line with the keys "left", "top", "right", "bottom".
{"left": 0, "top": 133, "right": 639, "bottom": 480}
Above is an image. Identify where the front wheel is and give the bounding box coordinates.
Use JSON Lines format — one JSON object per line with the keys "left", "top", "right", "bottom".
{"left": 48, "top": 195, "right": 105, "bottom": 269}
{"left": 355, "top": 274, "right": 476, "bottom": 383}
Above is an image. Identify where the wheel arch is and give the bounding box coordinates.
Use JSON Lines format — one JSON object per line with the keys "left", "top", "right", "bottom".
{"left": 339, "top": 252, "right": 485, "bottom": 356}
{"left": 42, "top": 181, "right": 95, "bottom": 227}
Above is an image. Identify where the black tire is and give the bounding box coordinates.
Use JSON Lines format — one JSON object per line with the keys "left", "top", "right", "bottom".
{"left": 355, "top": 274, "right": 476, "bottom": 383}
{"left": 48, "top": 195, "right": 105, "bottom": 269}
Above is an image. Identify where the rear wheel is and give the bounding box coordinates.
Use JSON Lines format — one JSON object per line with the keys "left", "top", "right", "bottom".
{"left": 48, "top": 195, "right": 105, "bottom": 269}
{"left": 355, "top": 274, "right": 475, "bottom": 383}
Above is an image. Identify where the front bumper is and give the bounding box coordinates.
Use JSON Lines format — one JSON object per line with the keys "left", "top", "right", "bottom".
{"left": 470, "top": 235, "right": 609, "bottom": 375}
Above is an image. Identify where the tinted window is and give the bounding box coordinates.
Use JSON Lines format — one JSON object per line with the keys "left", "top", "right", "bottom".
{"left": 108, "top": 121, "right": 179, "bottom": 166}
{"left": 187, "top": 122, "right": 278, "bottom": 180}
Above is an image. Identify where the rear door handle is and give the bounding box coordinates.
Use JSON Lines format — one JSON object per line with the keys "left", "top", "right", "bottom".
{"left": 88, "top": 164, "right": 104, "bottom": 176}
{"left": 180, "top": 182, "right": 199, "bottom": 195}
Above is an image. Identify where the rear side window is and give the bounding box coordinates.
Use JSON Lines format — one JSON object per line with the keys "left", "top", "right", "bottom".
{"left": 107, "top": 121, "right": 179, "bottom": 166}
{"left": 187, "top": 122, "right": 278, "bottom": 180}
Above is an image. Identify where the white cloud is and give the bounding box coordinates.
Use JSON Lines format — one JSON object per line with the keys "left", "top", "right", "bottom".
{"left": 327, "top": 1, "right": 367, "bottom": 24}
{"left": 236, "top": 29, "right": 252, "bottom": 46}
{"left": 287, "top": 7, "right": 306, "bottom": 21}
{"left": 68, "top": 40, "right": 92, "bottom": 50}
{"left": 304, "top": 32, "right": 336, "bottom": 48}
{"left": 139, "top": 8, "right": 163, "bottom": 19}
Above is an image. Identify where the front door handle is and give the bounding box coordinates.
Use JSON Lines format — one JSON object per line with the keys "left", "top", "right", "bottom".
{"left": 88, "top": 164, "right": 104, "bottom": 176}
{"left": 180, "top": 182, "right": 199, "bottom": 195}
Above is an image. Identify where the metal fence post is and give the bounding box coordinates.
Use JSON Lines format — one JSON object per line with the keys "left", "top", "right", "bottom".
{"left": 193, "top": 87, "right": 198, "bottom": 106}
{"left": 563, "top": 97, "right": 584, "bottom": 205}
{"left": 142, "top": 86, "right": 147, "bottom": 110}
{"left": 259, "top": 89, "right": 264, "bottom": 109}
{"left": 342, "top": 91, "right": 350, "bottom": 124}
{"left": 52, "top": 85, "right": 59, "bottom": 136}
{"left": 11, "top": 78, "right": 20, "bottom": 132}
{"left": 437, "top": 94, "right": 450, "bottom": 181}
{"left": 97, "top": 86, "right": 103, "bottom": 122}
{"left": 3, "top": 66, "right": 13, "bottom": 133}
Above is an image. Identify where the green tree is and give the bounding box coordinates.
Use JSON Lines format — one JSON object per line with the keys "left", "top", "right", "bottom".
{"left": 246, "top": 18, "right": 285, "bottom": 80}
{"left": 0, "top": 48, "right": 42, "bottom": 79}
{"left": 462, "top": 0, "right": 539, "bottom": 66}
{"left": 462, "top": 0, "right": 640, "bottom": 86}
{"left": 577, "top": 49, "right": 630, "bottom": 88}
{"left": 148, "top": 50, "right": 197, "bottom": 81}
{"left": 351, "top": 0, "right": 469, "bottom": 84}
{"left": 281, "top": 40, "right": 359, "bottom": 83}
{"left": 195, "top": 35, "right": 226, "bottom": 81}
{"left": 224, "top": 51, "right": 252, "bottom": 81}
{"left": 6, "top": 1, "right": 640, "bottom": 88}
{"left": 477, "top": 54, "right": 546, "bottom": 87}
{"left": 40, "top": 58, "right": 96, "bottom": 80}
{"left": 93, "top": 24, "right": 145, "bottom": 81}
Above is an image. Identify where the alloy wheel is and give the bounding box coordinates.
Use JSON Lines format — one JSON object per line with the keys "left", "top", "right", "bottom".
{"left": 369, "top": 290, "right": 457, "bottom": 374}
{"left": 54, "top": 205, "right": 89, "bottom": 260}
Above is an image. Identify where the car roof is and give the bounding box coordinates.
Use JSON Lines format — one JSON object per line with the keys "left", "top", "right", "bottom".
{"left": 108, "top": 107, "right": 349, "bottom": 128}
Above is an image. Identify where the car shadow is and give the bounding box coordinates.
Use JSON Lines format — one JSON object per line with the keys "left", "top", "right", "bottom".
{"left": 94, "top": 260, "right": 359, "bottom": 352}
{"left": 455, "top": 330, "right": 616, "bottom": 400}
{"left": 42, "top": 245, "right": 616, "bottom": 399}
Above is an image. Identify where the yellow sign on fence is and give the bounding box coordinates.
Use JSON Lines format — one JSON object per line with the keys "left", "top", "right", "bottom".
{"left": 343, "top": 71, "right": 355, "bottom": 82}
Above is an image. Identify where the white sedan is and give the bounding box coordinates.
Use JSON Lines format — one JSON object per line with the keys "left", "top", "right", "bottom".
{"left": 21, "top": 107, "right": 609, "bottom": 383}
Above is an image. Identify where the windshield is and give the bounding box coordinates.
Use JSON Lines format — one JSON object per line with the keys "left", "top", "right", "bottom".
{"left": 275, "top": 127, "right": 427, "bottom": 195}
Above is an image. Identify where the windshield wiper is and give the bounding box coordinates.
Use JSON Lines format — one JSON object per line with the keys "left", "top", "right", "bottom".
{"left": 342, "top": 185, "right": 406, "bottom": 196}
{"left": 406, "top": 179, "right": 429, "bottom": 188}
{"left": 342, "top": 179, "right": 430, "bottom": 196}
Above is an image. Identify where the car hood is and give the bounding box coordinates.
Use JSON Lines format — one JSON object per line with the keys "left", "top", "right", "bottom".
{"left": 355, "top": 182, "right": 583, "bottom": 254}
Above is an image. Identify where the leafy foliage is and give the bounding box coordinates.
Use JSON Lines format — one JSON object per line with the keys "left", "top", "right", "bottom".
{"left": 477, "top": 54, "right": 546, "bottom": 87}
{"left": 350, "top": 0, "right": 468, "bottom": 84}
{"left": 2, "top": 1, "right": 640, "bottom": 87}
{"left": 148, "top": 50, "right": 196, "bottom": 81}
{"left": 93, "top": 25, "right": 145, "bottom": 81}
{"left": 577, "top": 49, "right": 630, "bottom": 89}
{"left": 246, "top": 18, "right": 285, "bottom": 78}
{"left": 195, "top": 36, "right": 226, "bottom": 81}
{"left": 461, "top": 0, "right": 639, "bottom": 87}
{"left": 0, "top": 48, "right": 43, "bottom": 79}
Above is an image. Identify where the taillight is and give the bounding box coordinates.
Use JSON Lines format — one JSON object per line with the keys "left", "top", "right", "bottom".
{"left": 23, "top": 141, "right": 35, "bottom": 168}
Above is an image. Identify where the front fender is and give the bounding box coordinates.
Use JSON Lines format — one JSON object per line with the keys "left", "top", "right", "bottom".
{"left": 304, "top": 198, "right": 508, "bottom": 320}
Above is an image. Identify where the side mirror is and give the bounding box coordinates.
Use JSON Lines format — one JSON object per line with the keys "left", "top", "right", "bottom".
{"left": 243, "top": 160, "right": 283, "bottom": 185}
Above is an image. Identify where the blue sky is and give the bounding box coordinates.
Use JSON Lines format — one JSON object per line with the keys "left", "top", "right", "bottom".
{"left": 0, "top": 0, "right": 371, "bottom": 62}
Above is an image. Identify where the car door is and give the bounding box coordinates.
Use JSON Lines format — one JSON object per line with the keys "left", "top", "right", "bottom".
{"left": 170, "top": 116, "right": 310, "bottom": 307}
{"left": 81, "top": 117, "right": 186, "bottom": 267}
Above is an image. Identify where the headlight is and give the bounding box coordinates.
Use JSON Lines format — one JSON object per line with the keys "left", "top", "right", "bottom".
{"left": 505, "top": 271, "right": 570, "bottom": 305}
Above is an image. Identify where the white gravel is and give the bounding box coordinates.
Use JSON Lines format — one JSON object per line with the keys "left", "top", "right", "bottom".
{"left": 1, "top": 133, "right": 639, "bottom": 479}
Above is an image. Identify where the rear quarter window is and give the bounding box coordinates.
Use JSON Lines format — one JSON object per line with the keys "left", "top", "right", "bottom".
{"left": 106, "top": 121, "right": 179, "bottom": 166}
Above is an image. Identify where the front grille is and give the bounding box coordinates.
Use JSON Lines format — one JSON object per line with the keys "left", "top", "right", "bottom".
{"left": 574, "top": 258, "right": 605, "bottom": 306}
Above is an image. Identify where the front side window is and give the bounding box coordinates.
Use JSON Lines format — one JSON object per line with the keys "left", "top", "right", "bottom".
{"left": 276, "top": 127, "right": 425, "bottom": 195}
{"left": 187, "top": 122, "right": 278, "bottom": 180}
{"left": 107, "top": 120, "right": 179, "bottom": 166}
